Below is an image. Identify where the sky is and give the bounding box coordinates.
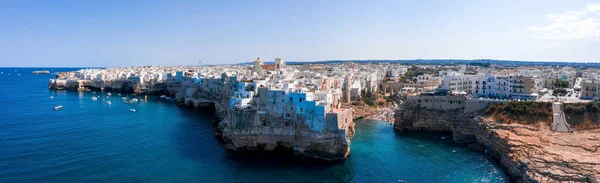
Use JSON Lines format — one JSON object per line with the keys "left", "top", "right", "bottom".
{"left": 0, "top": 0, "right": 599, "bottom": 67}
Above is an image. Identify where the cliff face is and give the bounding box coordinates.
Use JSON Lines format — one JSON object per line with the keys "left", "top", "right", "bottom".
{"left": 49, "top": 78, "right": 182, "bottom": 95}
{"left": 220, "top": 120, "right": 354, "bottom": 161}
{"left": 395, "top": 101, "right": 600, "bottom": 183}
{"left": 219, "top": 107, "right": 355, "bottom": 161}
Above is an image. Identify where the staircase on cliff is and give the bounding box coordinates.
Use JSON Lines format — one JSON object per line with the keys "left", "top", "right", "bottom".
{"left": 551, "top": 102, "right": 571, "bottom": 133}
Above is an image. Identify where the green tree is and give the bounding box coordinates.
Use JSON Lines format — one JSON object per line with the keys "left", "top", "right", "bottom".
{"left": 553, "top": 79, "right": 569, "bottom": 88}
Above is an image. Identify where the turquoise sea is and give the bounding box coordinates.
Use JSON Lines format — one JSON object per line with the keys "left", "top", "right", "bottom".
{"left": 0, "top": 68, "right": 509, "bottom": 182}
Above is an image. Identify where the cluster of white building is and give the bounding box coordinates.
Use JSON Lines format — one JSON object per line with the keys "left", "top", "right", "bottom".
{"left": 402, "top": 65, "right": 581, "bottom": 100}
{"left": 65, "top": 58, "right": 413, "bottom": 132}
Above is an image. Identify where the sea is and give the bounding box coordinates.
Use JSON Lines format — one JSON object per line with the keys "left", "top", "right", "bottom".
{"left": 0, "top": 68, "right": 509, "bottom": 183}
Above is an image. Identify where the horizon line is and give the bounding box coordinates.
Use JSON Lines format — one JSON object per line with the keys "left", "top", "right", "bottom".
{"left": 3, "top": 58, "right": 600, "bottom": 68}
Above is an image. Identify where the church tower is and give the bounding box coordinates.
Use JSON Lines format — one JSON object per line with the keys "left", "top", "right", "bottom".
{"left": 252, "top": 57, "right": 264, "bottom": 74}
{"left": 274, "top": 57, "right": 285, "bottom": 70}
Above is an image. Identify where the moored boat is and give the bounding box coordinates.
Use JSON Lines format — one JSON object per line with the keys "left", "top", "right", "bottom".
{"left": 130, "top": 109, "right": 136, "bottom": 112}
{"left": 53, "top": 105, "right": 63, "bottom": 110}
{"left": 91, "top": 96, "right": 98, "bottom": 101}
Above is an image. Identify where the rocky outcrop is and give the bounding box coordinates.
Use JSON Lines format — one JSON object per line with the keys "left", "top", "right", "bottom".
{"left": 49, "top": 78, "right": 136, "bottom": 92}
{"left": 220, "top": 120, "right": 354, "bottom": 161}
{"left": 395, "top": 101, "right": 600, "bottom": 183}
{"left": 173, "top": 80, "right": 354, "bottom": 161}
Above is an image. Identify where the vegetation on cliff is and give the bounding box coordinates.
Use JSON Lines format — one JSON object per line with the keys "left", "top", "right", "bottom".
{"left": 483, "top": 101, "right": 552, "bottom": 125}
{"left": 484, "top": 101, "right": 600, "bottom": 130}
{"left": 562, "top": 102, "right": 600, "bottom": 130}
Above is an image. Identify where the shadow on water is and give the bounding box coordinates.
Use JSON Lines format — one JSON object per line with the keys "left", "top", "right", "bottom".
{"left": 393, "top": 130, "right": 513, "bottom": 182}
{"left": 168, "top": 105, "right": 225, "bottom": 162}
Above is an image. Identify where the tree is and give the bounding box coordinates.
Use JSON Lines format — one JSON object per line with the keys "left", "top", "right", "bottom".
{"left": 553, "top": 88, "right": 567, "bottom": 97}
{"left": 554, "top": 79, "right": 569, "bottom": 89}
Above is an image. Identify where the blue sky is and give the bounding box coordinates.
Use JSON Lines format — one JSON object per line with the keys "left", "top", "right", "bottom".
{"left": 1, "top": 0, "right": 599, "bottom": 67}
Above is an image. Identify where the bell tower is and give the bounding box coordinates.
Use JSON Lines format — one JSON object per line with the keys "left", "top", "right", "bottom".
{"left": 274, "top": 57, "right": 285, "bottom": 70}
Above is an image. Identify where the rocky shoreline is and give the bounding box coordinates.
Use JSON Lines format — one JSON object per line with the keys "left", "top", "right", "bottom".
{"left": 49, "top": 77, "right": 355, "bottom": 161}
{"left": 394, "top": 101, "right": 600, "bottom": 183}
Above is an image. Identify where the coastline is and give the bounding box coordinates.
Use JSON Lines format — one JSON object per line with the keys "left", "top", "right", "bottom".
{"left": 48, "top": 76, "right": 356, "bottom": 161}
{"left": 394, "top": 101, "right": 600, "bottom": 183}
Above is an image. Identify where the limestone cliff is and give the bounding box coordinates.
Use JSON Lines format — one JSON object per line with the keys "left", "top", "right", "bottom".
{"left": 49, "top": 75, "right": 355, "bottom": 161}
{"left": 172, "top": 81, "right": 356, "bottom": 161}
{"left": 395, "top": 101, "right": 600, "bottom": 183}
{"left": 220, "top": 117, "right": 354, "bottom": 160}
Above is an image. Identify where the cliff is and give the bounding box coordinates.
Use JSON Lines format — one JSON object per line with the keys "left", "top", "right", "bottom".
{"left": 49, "top": 76, "right": 355, "bottom": 161}
{"left": 220, "top": 114, "right": 355, "bottom": 160}
{"left": 395, "top": 101, "right": 600, "bottom": 183}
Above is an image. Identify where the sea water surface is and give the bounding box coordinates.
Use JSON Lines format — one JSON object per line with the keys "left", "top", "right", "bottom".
{"left": 0, "top": 68, "right": 509, "bottom": 182}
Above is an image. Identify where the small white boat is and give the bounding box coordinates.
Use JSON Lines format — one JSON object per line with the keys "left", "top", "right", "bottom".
{"left": 117, "top": 93, "right": 121, "bottom": 96}
{"left": 130, "top": 109, "right": 136, "bottom": 112}
{"left": 91, "top": 96, "right": 98, "bottom": 101}
{"left": 160, "top": 95, "right": 166, "bottom": 98}
{"left": 107, "top": 92, "right": 112, "bottom": 96}
{"left": 53, "top": 105, "right": 63, "bottom": 110}
{"left": 131, "top": 98, "right": 139, "bottom": 103}
{"left": 122, "top": 97, "right": 127, "bottom": 100}
{"left": 106, "top": 101, "right": 112, "bottom": 105}
{"left": 50, "top": 96, "right": 54, "bottom": 99}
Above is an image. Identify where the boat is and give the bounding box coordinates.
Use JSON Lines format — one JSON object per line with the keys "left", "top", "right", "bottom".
{"left": 92, "top": 92, "right": 96, "bottom": 94}
{"left": 160, "top": 95, "right": 166, "bottom": 98}
{"left": 53, "top": 105, "right": 63, "bottom": 110}
{"left": 91, "top": 96, "right": 98, "bottom": 101}
{"left": 107, "top": 92, "right": 112, "bottom": 96}
{"left": 31, "top": 70, "right": 51, "bottom": 74}
{"left": 122, "top": 97, "right": 127, "bottom": 100}
{"left": 131, "top": 98, "right": 139, "bottom": 103}
{"left": 106, "top": 101, "right": 112, "bottom": 105}
{"left": 50, "top": 96, "right": 54, "bottom": 99}
{"left": 130, "top": 109, "right": 136, "bottom": 112}
{"left": 117, "top": 93, "right": 121, "bottom": 96}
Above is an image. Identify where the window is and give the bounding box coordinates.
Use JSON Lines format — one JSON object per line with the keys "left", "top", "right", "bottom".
{"left": 289, "top": 97, "right": 293, "bottom": 102}
{"left": 299, "top": 98, "right": 303, "bottom": 103}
